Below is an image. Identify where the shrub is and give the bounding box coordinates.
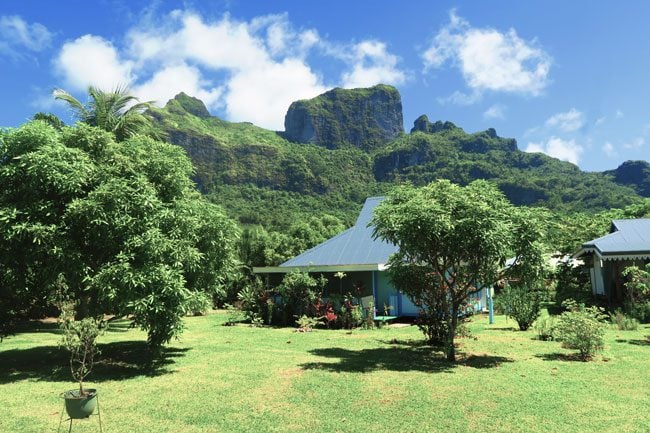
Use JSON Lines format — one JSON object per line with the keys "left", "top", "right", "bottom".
{"left": 223, "top": 303, "right": 243, "bottom": 326}
{"left": 496, "top": 284, "right": 545, "bottom": 331}
{"left": 59, "top": 303, "right": 104, "bottom": 396}
{"left": 624, "top": 301, "right": 650, "bottom": 324}
{"left": 185, "top": 292, "right": 212, "bottom": 316}
{"left": 553, "top": 300, "right": 607, "bottom": 361}
{"left": 296, "top": 315, "right": 319, "bottom": 332}
{"left": 611, "top": 309, "right": 639, "bottom": 331}
{"left": 277, "top": 270, "right": 325, "bottom": 325}
{"left": 553, "top": 261, "right": 591, "bottom": 306}
{"left": 535, "top": 316, "right": 555, "bottom": 341}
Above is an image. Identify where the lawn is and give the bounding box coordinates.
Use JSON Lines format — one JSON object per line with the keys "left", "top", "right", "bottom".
{"left": 1, "top": 312, "right": 648, "bottom": 433}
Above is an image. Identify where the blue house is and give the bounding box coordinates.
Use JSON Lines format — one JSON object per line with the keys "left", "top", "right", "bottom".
{"left": 575, "top": 219, "right": 650, "bottom": 301}
{"left": 253, "top": 197, "right": 488, "bottom": 318}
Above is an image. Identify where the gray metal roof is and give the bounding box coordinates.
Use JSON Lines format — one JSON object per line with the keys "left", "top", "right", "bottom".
{"left": 280, "top": 196, "right": 398, "bottom": 268}
{"left": 582, "top": 219, "right": 650, "bottom": 256}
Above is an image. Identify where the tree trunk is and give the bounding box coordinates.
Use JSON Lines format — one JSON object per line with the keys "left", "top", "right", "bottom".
{"left": 446, "top": 309, "right": 458, "bottom": 362}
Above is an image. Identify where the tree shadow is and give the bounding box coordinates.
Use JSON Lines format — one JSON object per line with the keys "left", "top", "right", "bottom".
{"left": 615, "top": 337, "right": 650, "bottom": 347}
{"left": 300, "top": 344, "right": 512, "bottom": 374}
{"left": 534, "top": 352, "right": 584, "bottom": 362}
{"left": 11, "top": 320, "right": 63, "bottom": 336}
{"left": 0, "top": 340, "right": 189, "bottom": 384}
{"left": 483, "top": 327, "right": 519, "bottom": 332}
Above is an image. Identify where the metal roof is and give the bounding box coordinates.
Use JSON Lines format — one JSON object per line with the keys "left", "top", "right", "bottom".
{"left": 280, "top": 196, "right": 398, "bottom": 268}
{"left": 581, "top": 219, "right": 650, "bottom": 258}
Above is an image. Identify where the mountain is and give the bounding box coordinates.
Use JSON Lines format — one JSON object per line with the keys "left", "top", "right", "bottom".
{"left": 284, "top": 84, "right": 403, "bottom": 151}
{"left": 148, "top": 87, "right": 646, "bottom": 230}
{"left": 604, "top": 160, "right": 650, "bottom": 197}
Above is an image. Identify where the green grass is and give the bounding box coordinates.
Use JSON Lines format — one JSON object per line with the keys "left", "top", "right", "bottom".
{"left": 1, "top": 313, "right": 649, "bottom": 433}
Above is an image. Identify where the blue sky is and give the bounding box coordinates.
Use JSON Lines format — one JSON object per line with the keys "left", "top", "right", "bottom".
{"left": 1, "top": 0, "right": 649, "bottom": 171}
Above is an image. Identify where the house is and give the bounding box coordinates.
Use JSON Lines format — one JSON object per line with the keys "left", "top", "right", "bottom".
{"left": 253, "top": 197, "right": 488, "bottom": 318}
{"left": 574, "top": 219, "right": 650, "bottom": 301}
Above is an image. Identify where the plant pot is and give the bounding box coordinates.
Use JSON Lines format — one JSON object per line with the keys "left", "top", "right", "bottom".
{"left": 62, "top": 389, "right": 97, "bottom": 419}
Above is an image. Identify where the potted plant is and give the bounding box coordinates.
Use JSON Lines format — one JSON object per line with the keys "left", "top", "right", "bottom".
{"left": 59, "top": 305, "right": 103, "bottom": 419}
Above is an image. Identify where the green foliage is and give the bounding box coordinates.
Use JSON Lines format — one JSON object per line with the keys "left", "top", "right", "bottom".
{"left": 295, "top": 314, "right": 320, "bottom": 332}
{"left": 59, "top": 303, "right": 104, "bottom": 395}
{"left": 146, "top": 93, "right": 648, "bottom": 242}
{"left": 32, "top": 112, "right": 65, "bottom": 130}
{"left": 184, "top": 292, "right": 212, "bottom": 316}
{"left": 0, "top": 121, "right": 239, "bottom": 347}
{"left": 610, "top": 309, "right": 639, "bottom": 331}
{"left": 54, "top": 86, "right": 153, "bottom": 141}
{"left": 497, "top": 284, "right": 546, "bottom": 331}
{"left": 372, "top": 180, "right": 545, "bottom": 360}
{"left": 624, "top": 301, "right": 650, "bottom": 323}
{"left": 553, "top": 300, "right": 608, "bottom": 361}
{"left": 223, "top": 303, "right": 244, "bottom": 326}
{"left": 277, "top": 270, "right": 325, "bottom": 324}
{"left": 534, "top": 316, "right": 556, "bottom": 341}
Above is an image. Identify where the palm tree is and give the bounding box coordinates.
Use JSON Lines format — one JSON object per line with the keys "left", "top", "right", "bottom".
{"left": 54, "top": 86, "right": 154, "bottom": 141}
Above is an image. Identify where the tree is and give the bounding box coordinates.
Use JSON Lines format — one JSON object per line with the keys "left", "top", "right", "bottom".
{"left": 372, "top": 180, "right": 544, "bottom": 361}
{"left": 54, "top": 86, "right": 153, "bottom": 141}
{"left": 0, "top": 120, "right": 239, "bottom": 346}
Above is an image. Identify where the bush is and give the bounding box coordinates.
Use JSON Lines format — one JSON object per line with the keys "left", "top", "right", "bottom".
{"left": 496, "top": 284, "right": 545, "bottom": 331}
{"left": 534, "top": 316, "right": 555, "bottom": 341}
{"left": 296, "top": 315, "right": 319, "bottom": 332}
{"left": 611, "top": 309, "right": 639, "bottom": 331}
{"left": 277, "top": 270, "right": 325, "bottom": 325}
{"left": 223, "top": 303, "right": 243, "bottom": 326}
{"left": 624, "top": 301, "right": 650, "bottom": 324}
{"left": 553, "top": 261, "right": 591, "bottom": 306}
{"left": 553, "top": 300, "right": 607, "bottom": 361}
{"left": 185, "top": 292, "right": 212, "bottom": 316}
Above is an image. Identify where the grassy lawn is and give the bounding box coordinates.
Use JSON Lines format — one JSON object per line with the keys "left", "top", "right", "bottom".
{"left": 1, "top": 312, "right": 648, "bottom": 433}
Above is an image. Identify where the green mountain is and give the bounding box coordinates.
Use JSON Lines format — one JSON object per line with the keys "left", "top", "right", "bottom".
{"left": 148, "top": 88, "right": 646, "bottom": 230}
{"left": 603, "top": 160, "right": 650, "bottom": 197}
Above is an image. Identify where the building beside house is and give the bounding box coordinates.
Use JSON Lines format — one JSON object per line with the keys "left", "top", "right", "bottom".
{"left": 575, "top": 219, "right": 650, "bottom": 301}
{"left": 253, "top": 197, "right": 488, "bottom": 318}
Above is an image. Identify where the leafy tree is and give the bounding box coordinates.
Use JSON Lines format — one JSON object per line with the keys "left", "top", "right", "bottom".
{"left": 54, "top": 86, "right": 153, "bottom": 141}
{"left": 0, "top": 120, "right": 238, "bottom": 346}
{"left": 372, "top": 180, "right": 544, "bottom": 361}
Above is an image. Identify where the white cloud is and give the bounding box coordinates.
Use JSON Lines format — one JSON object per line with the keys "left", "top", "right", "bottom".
{"left": 225, "top": 58, "right": 327, "bottom": 127}
{"left": 483, "top": 103, "right": 506, "bottom": 120}
{"left": 52, "top": 10, "right": 405, "bottom": 130}
{"left": 132, "top": 63, "right": 223, "bottom": 109}
{"left": 595, "top": 116, "right": 606, "bottom": 126}
{"left": 422, "top": 11, "right": 551, "bottom": 98}
{"left": 437, "top": 90, "right": 481, "bottom": 106}
{"left": 623, "top": 137, "right": 644, "bottom": 149}
{"left": 615, "top": 109, "right": 624, "bottom": 119}
{"left": 602, "top": 142, "right": 616, "bottom": 157}
{"left": 525, "top": 137, "right": 583, "bottom": 165}
{"left": 54, "top": 35, "right": 133, "bottom": 92}
{"left": 0, "top": 15, "right": 53, "bottom": 59}
{"left": 339, "top": 40, "right": 406, "bottom": 88}
{"left": 545, "top": 108, "right": 585, "bottom": 132}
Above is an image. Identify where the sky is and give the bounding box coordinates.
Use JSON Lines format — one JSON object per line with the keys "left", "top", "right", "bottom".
{"left": 1, "top": 0, "right": 649, "bottom": 171}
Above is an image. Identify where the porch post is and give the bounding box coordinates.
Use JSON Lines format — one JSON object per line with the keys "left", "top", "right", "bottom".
{"left": 371, "top": 271, "right": 377, "bottom": 319}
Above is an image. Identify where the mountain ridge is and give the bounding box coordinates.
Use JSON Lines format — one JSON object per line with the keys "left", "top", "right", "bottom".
{"left": 147, "top": 88, "right": 648, "bottom": 229}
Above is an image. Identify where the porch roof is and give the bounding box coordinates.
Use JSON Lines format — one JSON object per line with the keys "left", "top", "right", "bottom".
{"left": 578, "top": 219, "right": 650, "bottom": 260}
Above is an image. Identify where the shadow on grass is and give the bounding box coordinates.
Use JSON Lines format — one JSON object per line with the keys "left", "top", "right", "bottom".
{"left": 483, "top": 327, "right": 519, "bottom": 332}
{"left": 534, "top": 352, "right": 585, "bottom": 362}
{"left": 11, "top": 320, "right": 63, "bottom": 336}
{"left": 0, "top": 340, "right": 188, "bottom": 384}
{"left": 300, "top": 345, "right": 512, "bottom": 374}
{"left": 615, "top": 337, "right": 650, "bottom": 347}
